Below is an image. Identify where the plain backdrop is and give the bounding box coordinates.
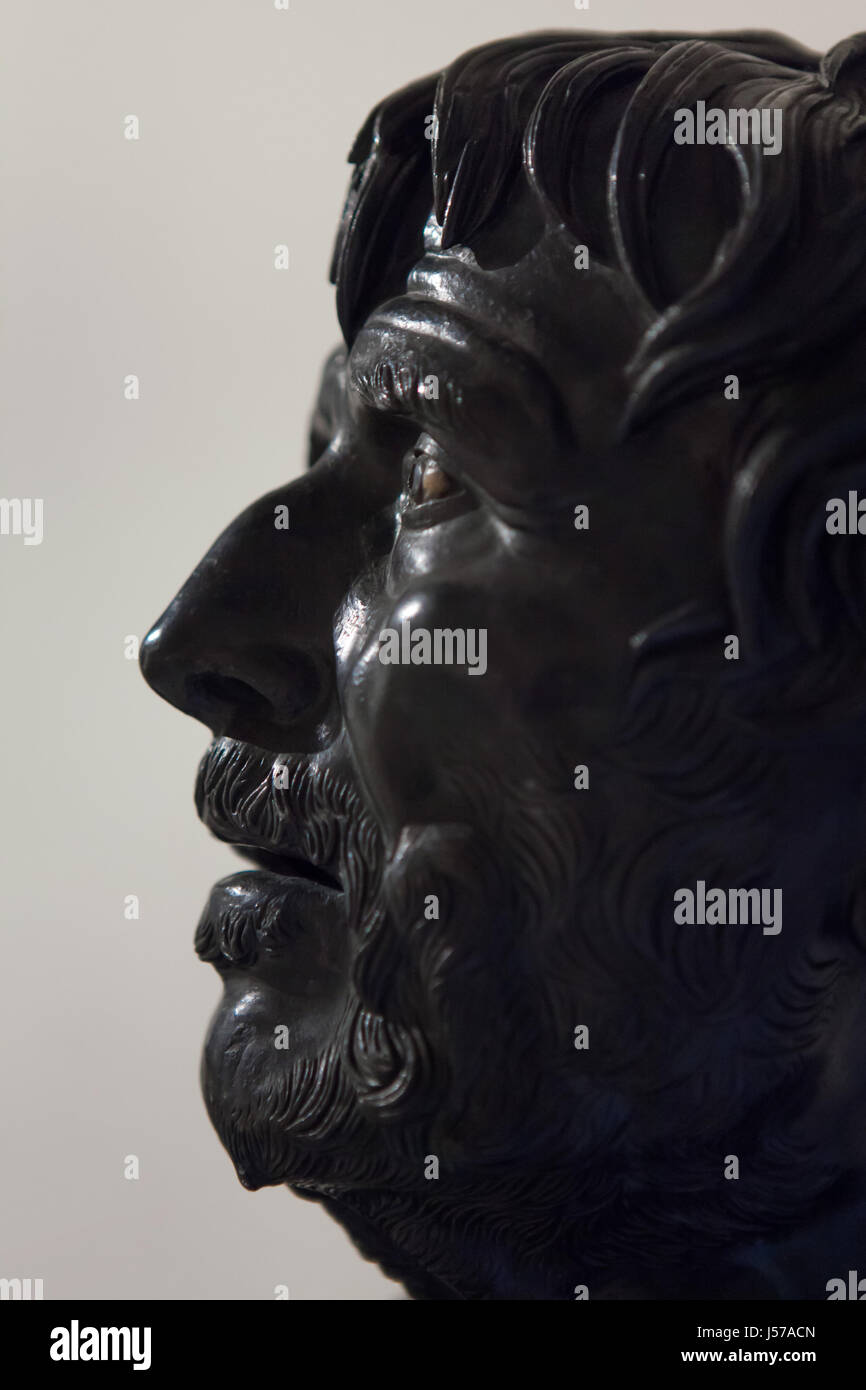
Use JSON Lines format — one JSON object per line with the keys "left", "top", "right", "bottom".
{"left": 0, "top": 0, "right": 859, "bottom": 1300}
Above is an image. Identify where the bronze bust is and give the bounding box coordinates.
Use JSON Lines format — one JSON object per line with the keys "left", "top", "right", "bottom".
{"left": 140, "top": 28, "right": 866, "bottom": 1299}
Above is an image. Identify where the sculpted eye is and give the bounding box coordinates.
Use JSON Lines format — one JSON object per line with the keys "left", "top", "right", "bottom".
{"left": 398, "top": 433, "right": 475, "bottom": 531}
{"left": 403, "top": 434, "right": 463, "bottom": 507}
{"left": 408, "top": 454, "right": 458, "bottom": 504}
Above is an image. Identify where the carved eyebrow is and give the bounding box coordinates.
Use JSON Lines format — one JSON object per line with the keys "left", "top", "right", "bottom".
{"left": 347, "top": 300, "right": 570, "bottom": 463}
{"left": 349, "top": 340, "right": 468, "bottom": 437}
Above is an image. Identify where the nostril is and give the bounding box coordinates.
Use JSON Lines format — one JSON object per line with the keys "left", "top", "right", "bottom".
{"left": 141, "top": 621, "right": 329, "bottom": 738}
{"left": 184, "top": 673, "right": 273, "bottom": 729}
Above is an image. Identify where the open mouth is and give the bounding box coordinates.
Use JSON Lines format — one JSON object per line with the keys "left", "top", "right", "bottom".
{"left": 232, "top": 843, "right": 343, "bottom": 894}
{"left": 194, "top": 737, "right": 348, "bottom": 895}
{"left": 192, "top": 737, "right": 376, "bottom": 973}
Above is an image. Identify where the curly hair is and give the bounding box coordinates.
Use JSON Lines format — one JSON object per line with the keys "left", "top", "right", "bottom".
{"left": 314, "top": 30, "right": 866, "bottom": 1297}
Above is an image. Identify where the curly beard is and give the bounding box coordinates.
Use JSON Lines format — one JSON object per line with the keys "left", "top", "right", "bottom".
{"left": 194, "top": 661, "right": 857, "bottom": 1297}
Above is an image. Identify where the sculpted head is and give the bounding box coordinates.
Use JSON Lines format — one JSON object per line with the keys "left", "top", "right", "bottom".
{"left": 141, "top": 29, "right": 866, "bottom": 1299}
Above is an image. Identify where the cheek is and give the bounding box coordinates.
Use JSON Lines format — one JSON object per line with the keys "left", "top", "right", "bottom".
{"left": 341, "top": 587, "right": 510, "bottom": 828}
{"left": 387, "top": 512, "right": 495, "bottom": 590}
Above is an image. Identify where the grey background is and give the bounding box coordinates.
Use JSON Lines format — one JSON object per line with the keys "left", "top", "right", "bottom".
{"left": 0, "top": 0, "right": 854, "bottom": 1299}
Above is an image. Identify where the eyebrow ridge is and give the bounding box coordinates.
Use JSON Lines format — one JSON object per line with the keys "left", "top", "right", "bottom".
{"left": 347, "top": 303, "right": 569, "bottom": 449}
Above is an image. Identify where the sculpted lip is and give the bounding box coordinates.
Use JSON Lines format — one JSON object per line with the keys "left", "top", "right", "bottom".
{"left": 232, "top": 843, "right": 343, "bottom": 893}
{"left": 194, "top": 867, "right": 344, "bottom": 972}
{"left": 192, "top": 737, "right": 359, "bottom": 973}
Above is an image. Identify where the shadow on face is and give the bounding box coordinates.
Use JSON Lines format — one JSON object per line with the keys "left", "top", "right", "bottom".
{"left": 139, "top": 27, "right": 866, "bottom": 1299}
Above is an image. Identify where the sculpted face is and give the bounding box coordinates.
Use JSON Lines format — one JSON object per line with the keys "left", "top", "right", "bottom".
{"left": 141, "top": 30, "right": 866, "bottom": 1298}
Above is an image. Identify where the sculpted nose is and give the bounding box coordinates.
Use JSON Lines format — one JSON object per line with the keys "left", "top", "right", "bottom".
{"left": 140, "top": 475, "right": 343, "bottom": 751}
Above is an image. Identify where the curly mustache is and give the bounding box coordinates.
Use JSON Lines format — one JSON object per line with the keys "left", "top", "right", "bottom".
{"left": 194, "top": 735, "right": 382, "bottom": 926}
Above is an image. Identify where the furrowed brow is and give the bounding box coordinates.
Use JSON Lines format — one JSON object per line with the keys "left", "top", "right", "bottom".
{"left": 347, "top": 310, "right": 568, "bottom": 460}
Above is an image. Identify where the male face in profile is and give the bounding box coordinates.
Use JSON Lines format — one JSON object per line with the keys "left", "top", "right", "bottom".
{"left": 141, "top": 30, "right": 866, "bottom": 1299}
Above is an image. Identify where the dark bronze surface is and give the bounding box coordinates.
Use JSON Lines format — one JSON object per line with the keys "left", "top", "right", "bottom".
{"left": 141, "top": 29, "right": 866, "bottom": 1299}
